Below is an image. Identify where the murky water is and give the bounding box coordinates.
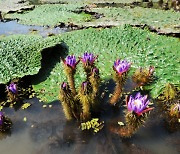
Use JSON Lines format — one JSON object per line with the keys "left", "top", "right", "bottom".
{"left": 0, "top": 97, "right": 179, "bottom": 154}
{"left": 0, "top": 20, "right": 67, "bottom": 37}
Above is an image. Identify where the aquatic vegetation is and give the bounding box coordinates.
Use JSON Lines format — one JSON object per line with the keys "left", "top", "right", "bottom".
{"left": 110, "top": 59, "right": 131, "bottom": 105}
{"left": 59, "top": 53, "right": 154, "bottom": 136}
{"left": 59, "top": 53, "right": 100, "bottom": 121}
{"left": 5, "top": 4, "right": 92, "bottom": 27}
{"left": 80, "top": 118, "right": 104, "bottom": 133}
{"left": 6, "top": 82, "right": 18, "bottom": 103}
{"left": 90, "top": 6, "right": 180, "bottom": 33}
{"left": 0, "top": 34, "right": 60, "bottom": 84}
{"left": 110, "top": 92, "right": 153, "bottom": 137}
{"left": 0, "top": 111, "right": 12, "bottom": 132}
{"left": 132, "top": 66, "right": 154, "bottom": 87}
{"left": 158, "top": 83, "right": 180, "bottom": 131}
{"left": 126, "top": 92, "right": 153, "bottom": 116}
{"left": 32, "top": 25, "right": 180, "bottom": 102}
{"left": 7, "top": 82, "right": 18, "bottom": 94}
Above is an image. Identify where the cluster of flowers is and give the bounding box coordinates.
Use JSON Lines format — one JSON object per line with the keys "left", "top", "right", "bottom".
{"left": 59, "top": 52, "right": 155, "bottom": 137}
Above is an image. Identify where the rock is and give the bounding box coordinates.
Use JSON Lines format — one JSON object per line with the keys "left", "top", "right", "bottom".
{"left": 0, "top": 0, "right": 34, "bottom": 13}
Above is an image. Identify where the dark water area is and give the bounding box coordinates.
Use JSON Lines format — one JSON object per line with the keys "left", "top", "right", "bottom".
{"left": 0, "top": 20, "right": 67, "bottom": 37}
{"left": 0, "top": 97, "right": 179, "bottom": 154}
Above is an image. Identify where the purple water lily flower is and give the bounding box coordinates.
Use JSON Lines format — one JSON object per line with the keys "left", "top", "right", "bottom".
{"left": 0, "top": 112, "right": 3, "bottom": 126}
{"left": 7, "top": 82, "right": 17, "bottom": 94}
{"left": 126, "top": 92, "right": 153, "bottom": 116}
{"left": 80, "top": 52, "right": 97, "bottom": 65}
{"left": 63, "top": 55, "right": 79, "bottom": 69}
{"left": 113, "top": 59, "right": 131, "bottom": 75}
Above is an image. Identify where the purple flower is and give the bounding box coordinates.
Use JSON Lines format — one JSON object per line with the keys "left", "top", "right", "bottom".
{"left": 92, "top": 68, "right": 99, "bottom": 75}
{"left": 82, "top": 82, "right": 88, "bottom": 90}
{"left": 113, "top": 59, "right": 131, "bottom": 75}
{"left": 7, "top": 83, "right": 17, "bottom": 94}
{"left": 0, "top": 112, "right": 3, "bottom": 126}
{"left": 63, "top": 55, "right": 79, "bottom": 69}
{"left": 61, "top": 82, "right": 67, "bottom": 89}
{"left": 126, "top": 92, "right": 153, "bottom": 116}
{"left": 80, "top": 52, "right": 97, "bottom": 65}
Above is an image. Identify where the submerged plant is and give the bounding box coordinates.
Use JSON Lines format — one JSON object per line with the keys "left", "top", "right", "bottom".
{"left": 110, "top": 59, "right": 131, "bottom": 105}
{"left": 0, "top": 112, "right": 12, "bottom": 132}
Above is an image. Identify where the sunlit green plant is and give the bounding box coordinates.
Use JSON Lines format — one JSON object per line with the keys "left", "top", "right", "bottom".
{"left": 158, "top": 83, "right": 180, "bottom": 131}
{"left": 59, "top": 53, "right": 100, "bottom": 121}
{"left": 59, "top": 53, "right": 155, "bottom": 136}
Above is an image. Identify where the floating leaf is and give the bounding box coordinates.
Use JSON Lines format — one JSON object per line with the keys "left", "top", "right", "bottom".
{"left": 21, "top": 103, "right": 31, "bottom": 110}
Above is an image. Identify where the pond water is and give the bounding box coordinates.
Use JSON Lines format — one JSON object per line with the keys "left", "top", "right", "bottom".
{"left": 0, "top": 97, "right": 179, "bottom": 154}
{"left": 0, "top": 20, "right": 67, "bottom": 37}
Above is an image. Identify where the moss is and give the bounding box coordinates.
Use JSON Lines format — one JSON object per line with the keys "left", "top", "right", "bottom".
{"left": 5, "top": 4, "right": 92, "bottom": 27}
{"left": 32, "top": 25, "right": 180, "bottom": 102}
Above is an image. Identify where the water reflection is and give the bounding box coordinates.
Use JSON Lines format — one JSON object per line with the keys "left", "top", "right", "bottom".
{"left": 0, "top": 97, "right": 179, "bottom": 154}
{"left": 0, "top": 20, "right": 67, "bottom": 37}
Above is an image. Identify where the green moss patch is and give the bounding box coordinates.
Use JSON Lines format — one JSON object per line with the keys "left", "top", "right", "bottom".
{"left": 32, "top": 25, "right": 180, "bottom": 102}
{"left": 5, "top": 4, "right": 92, "bottom": 27}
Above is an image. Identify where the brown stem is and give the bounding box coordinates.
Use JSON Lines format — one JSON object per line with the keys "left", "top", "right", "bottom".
{"left": 67, "top": 73, "right": 76, "bottom": 96}
{"left": 109, "top": 83, "right": 122, "bottom": 105}
{"left": 110, "top": 124, "right": 136, "bottom": 138}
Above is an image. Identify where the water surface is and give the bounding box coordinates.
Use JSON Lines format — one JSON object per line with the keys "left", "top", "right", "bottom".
{"left": 0, "top": 20, "right": 67, "bottom": 37}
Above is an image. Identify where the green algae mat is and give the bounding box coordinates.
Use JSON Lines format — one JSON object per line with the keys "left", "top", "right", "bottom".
{"left": 31, "top": 25, "right": 180, "bottom": 103}
{"left": 5, "top": 4, "right": 91, "bottom": 27}
{"left": 0, "top": 34, "right": 61, "bottom": 84}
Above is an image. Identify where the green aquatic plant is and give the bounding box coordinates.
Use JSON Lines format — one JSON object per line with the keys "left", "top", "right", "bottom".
{"left": 62, "top": 55, "right": 80, "bottom": 96}
{"left": 110, "top": 92, "right": 153, "bottom": 137}
{"left": 132, "top": 66, "right": 155, "bottom": 87}
{"left": 5, "top": 4, "right": 92, "bottom": 27}
{"left": 110, "top": 59, "right": 131, "bottom": 105}
{"left": 59, "top": 53, "right": 100, "bottom": 121}
{"left": 0, "top": 34, "right": 59, "bottom": 84}
{"left": 80, "top": 118, "right": 104, "bottom": 133}
{"left": 158, "top": 83, "right": 180, "bottom": 131}
{"left": 32, "top": 25, "right": 180, "bottom": 102}
{"left": 6, "top": 82, "right": 18, "bottom": 103}
{"left": 59, "top": 52, "right": 155, "bottom": 137}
